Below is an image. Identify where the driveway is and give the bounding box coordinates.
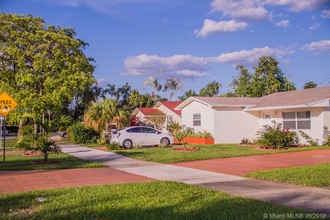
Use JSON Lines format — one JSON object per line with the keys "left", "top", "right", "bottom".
{"left": 0, "top": 168, "right": 152, "bottom": 194}
{"left": 171, "top": 149, "right": 330, "bottom": 175}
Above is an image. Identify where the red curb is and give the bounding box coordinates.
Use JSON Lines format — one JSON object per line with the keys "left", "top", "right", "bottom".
{"left": 0, "top": 168, "right": 153, "bottom": 194}
{"left": 172, "top": 149, "right": 330, "bottom": 176}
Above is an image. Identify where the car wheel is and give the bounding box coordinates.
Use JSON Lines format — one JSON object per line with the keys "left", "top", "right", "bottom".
{"left": 122, "top": 139, "right": 133, "bottom": 149}
{"left": 160, "top": 137, "right": 170, "bottom": 146}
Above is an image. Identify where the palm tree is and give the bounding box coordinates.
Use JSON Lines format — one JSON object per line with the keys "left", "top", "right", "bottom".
{"left": 143, "top": 76, "right": 162, "bottom": 97}
{"left": 84, "top": 98, "right": 130, "bottom": 141}
{"left": 163, "top": 78, "right": 184, "bottom": 100}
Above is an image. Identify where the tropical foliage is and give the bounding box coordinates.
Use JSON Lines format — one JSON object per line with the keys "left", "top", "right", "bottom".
{"left": 256, "top": 122, "right": 298, "bottom": 149}
{"left": 231, "top": 56, "right": 295, "bottom": 97}
{"left": 67, "top": 122, "right": 99, "bottom": 144}
{"left": 163, "top": 77, "right": 184, "bottom": 100}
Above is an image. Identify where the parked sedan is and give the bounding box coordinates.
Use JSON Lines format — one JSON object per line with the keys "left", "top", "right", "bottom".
{"left": 110, "top": 126, "right": 173, "bottom": 149}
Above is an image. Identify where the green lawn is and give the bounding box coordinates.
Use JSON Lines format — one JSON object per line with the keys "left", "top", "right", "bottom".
{"left": 0, "top": 181, "right": 310, "bottom": 220}
{"left": 112, "top": 144, "right": 329, "bottom": 163}
{"left": 246, "top": 163, "right": 330, "bottom": 187}
{"left": 0, "top": 139, "right": 18, "bottom": 151}
{"left": 0, "top": 153, "right": 105, "bottom": 170}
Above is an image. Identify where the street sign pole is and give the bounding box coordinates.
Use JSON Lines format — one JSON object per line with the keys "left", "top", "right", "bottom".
{"left": 2, "top": 117, "right": 5, "bottom": 163}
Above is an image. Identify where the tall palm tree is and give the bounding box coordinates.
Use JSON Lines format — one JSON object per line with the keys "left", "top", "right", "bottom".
{"left": 143, "top": 76, "right": 162, "bottom": 97}
{"left": 163, "top": 78, "right": 184, "bottom": 100}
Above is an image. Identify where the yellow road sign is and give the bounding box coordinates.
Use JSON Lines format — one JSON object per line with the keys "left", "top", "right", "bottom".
{"left": 0, "top": 93, "right": 18, "bottom": 117}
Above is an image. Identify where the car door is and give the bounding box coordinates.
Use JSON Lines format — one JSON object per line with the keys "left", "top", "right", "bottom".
{"left": 141, "top": 127, "right": 160, "bottom": 145}
{"left": 126, "top": 127, "right": 143, "bottom": 145}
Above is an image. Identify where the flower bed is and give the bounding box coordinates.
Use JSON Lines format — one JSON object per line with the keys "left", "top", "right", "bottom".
{"left": 185, "top": 137, "right": 214, "bottom": 145}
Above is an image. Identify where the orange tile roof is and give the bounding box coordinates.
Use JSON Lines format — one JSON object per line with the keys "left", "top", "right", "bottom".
{"left": 160, "top": 101, "right": 182, "bottom": 115}
{"left": 137, "top": 108, "right": 165, "bottom": 116}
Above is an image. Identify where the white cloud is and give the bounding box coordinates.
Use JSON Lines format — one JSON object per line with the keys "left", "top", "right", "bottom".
{"left": 321, "top": 9, "right": 330, "bottom": 19}
{"left": 309, "top": 22, "right": 321, "bottom": 30}
{"left": 303, "top": 40, "right": 330, "bottom": 53}
{"left": 195, "top": 19, "right": 248, "bottom": 37}
{"left": 266, "top": 0, "right": 329, "bottom": 12}
{"left": 275, "top": 19, "right": 289, "bottom": 27}
{"left": 211, "top": 0, "right": 268, "bottom": 21}
{"left": 211, "top": 47, "right": 294, "bottom": 64}
{"left": 97, "top": 78, "right": 110, "bottom": 87}
{"left": 124, "top": 54, "right": 208, "bottom": 77}
{"left": 124, "top": 47, "right": 294, "bottom": 77}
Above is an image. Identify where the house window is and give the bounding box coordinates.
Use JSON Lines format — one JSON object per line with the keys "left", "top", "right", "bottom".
{"left": 263, "top": 114, "right": 271, "bottom": 119}
{"left": 193, "top": 114, "right": 201, "bottom": 126}
{"left": 283, "top": 111, "right": 311, "bottom": 130}
{"left": 167, "top": 115, "right": 173, "bottom": 123}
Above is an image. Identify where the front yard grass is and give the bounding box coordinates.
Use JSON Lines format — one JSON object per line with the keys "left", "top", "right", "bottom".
{"left": 112, "top": 144, "right": 329, "bottom": 163}
{"left": 0, "top": 181, "right": 309, "bottom": 220}
{"left": 246, "top": 163, "right": 330, "bottom": 187}
{"left": 0, "top": 153, "right": 105, "bottom": 171}
{"left": 0, "top": 139, "right": 105, "bottom": 170}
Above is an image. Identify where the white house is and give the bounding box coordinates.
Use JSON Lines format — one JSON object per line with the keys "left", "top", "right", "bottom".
{"left": 176, "top": 87, "right": 330, "bottom": 144}
{"left": 131, "top": 101, "right": 182, "bottom": 129}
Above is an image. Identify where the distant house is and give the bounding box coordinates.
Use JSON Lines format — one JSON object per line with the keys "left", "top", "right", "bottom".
{"left": 131, "top": 101, "right": 182, "bottom": 129}
{"left": 176, "top": 87, "right": 330, "bottom": 144}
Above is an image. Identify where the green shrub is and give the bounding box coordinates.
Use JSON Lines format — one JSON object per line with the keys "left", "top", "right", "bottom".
{"left": 257, "top": 122, "right": 298, "bottom": 149}
{"left": 298, "top": 130, "right": 319, "bottom": 146}
{"left": 191, "top": 131, "right": 213, "bottom": 138}
{"left": 67, "top": 123, "right": 100, "bottom": 144}
{"left": 167, "top": 121, "right": 182, "bottom": 133}
{"left": 107, "top": 143, "right": 121, "bottom": 150}
{"left": 241, "top": 138, "right": 252, "bottom": 145}
{"left": 323, "top": 126, "right": 330, "bottom": 146}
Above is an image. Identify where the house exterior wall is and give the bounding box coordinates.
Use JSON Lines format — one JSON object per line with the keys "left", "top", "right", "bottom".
{"left": 134, "top": 111, "right": 146, "bottom": 122}
{"left": 181, "top": 101, "right": 215, "bottom": 136}
{"left": 156, "top": 104, "right": 181, "bottom": 127}
{"left": 213, "top": 107, "right": 259, "bottom": 143}
{"left": 324, "top": 107, "right": 330, "bottom": 129}
{"left": 259, "top": 107, "right": 324, "bottom": 144}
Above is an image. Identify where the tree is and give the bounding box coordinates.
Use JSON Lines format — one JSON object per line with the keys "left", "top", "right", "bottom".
{"left": 143, "top": 76, "right": 162, "bottom": 97}
{"left": 84, "top": 98, "right": 130, "bottom": 142}
{"left": 304, "top": 81, "right": 317, "bottom": 89}
{"left": 163, "top": 78, "right": 184, "bottom": 100}
{"left": 230, "top": 65, "right": 252, "bottom": 97}
{"left": 230, "top": 56, "right": 295, "bottom": 97}
{"left": 199, "top": 81, "right": 221, "bottom": 97}
{"left": 0, "top": 14, "right": 96, "bottom": 133}
{"left": 251, "top": 56, "right": 295, "bottom": 97}
{"left": 178, "top": 89, "right": 198, "bottom": 101}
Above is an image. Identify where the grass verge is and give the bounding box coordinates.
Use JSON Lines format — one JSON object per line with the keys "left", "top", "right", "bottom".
{"left": 112, "top": 144, "right": 329, "bottom": 163}
{"left": 0, "top": 181, "right": 310, "bottom": 220}
{"left": 246, "top": 163, "right": 330, "bottom": 187}
{"left": 0, "top": 152, "right": 105, "bottom": 171}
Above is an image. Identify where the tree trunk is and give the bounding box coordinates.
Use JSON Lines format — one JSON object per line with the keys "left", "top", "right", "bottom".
{"left": 44, "top": 152, "right": 48, "bottom": 162}
{"left": 18, "top": 119, "right": 25, "bottom": 141}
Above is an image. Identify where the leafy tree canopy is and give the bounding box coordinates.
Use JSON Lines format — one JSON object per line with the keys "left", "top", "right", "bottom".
{"left": 0, "top": 13, "right": 96, "bottom": 124}
{"left": 231, "top": 56, "right": 295, "bottom": 97}
{"left": 199, "top": 81, "right": 221, "bottom": 97}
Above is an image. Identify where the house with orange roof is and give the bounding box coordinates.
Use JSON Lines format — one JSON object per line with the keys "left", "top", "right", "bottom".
{"left": 131, "top": 101, "right": 182, "bottom": 129}
{"left": 176, "top": 86, "right": 330, "bottom": 144}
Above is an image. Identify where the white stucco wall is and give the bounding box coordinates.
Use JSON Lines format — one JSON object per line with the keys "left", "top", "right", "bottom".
{"left": 324, "top": 107, "right": 330, "bottom": 128}
{"left": 213, "top": 107, "right": 259, "bottom": 143}
{"left": 156, "top": 104, "right": 181, "bottom": 126}
{"left": 181, "top": 101, "right": 215, "bottom": 136}
{"left": 260, "top": 108, "right": 324, "bottom": 145}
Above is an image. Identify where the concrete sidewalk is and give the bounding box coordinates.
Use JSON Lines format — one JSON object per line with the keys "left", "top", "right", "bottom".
{"left": 60, "top": 143, "right": 330, "bottom": 215}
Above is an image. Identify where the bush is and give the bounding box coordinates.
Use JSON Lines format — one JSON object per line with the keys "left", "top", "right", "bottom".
{"left": 241, "top": 138, "right": 252, "bottom": 145}
{"left": 107, "top": 143, "right": 121, "bottom": 150}
{"left": 257, "top": 122, "right": 298, "bottom": 149}
{"left": 167, "top": 122, "right": 182, "bottom": 134}
{"left": 190, "top": 131, "right": 213, "bottom": 138}
{"left": 67, "top": 123, "right": 100, "bottom": 144}
{"left": 323, "top": 126, "right": 330, "bottom": 146}
{"left": 298, "top": 130, "right": 319, "bottom": 146}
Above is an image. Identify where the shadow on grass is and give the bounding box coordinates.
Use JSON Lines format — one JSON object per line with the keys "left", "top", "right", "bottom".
{"left": 0, "top": 182, "right": 306, "bottom": 220}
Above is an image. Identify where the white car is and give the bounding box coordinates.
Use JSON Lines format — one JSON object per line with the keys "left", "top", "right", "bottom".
{"left": 110, "top": 126, "right": 173, "bottom": 149}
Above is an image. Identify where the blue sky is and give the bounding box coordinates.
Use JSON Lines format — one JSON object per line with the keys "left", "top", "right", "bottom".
{"left": 1, "top": 0, "right": 330, "bottom": 99}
